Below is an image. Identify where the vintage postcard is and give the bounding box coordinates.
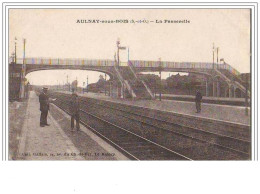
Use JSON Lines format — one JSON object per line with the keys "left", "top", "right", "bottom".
{"left": 5, "top": 5, "right": 254, "bottom": 162}
{"left": 1, "top": 2, "right": 259, "bottom": 194}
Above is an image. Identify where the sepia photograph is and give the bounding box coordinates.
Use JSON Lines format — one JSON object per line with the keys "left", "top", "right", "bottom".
{"left": 7, "top": 7, "right": 252, "bottom": 161}
{"left": 2, "top": 2, "right": 260, "bottom": 194}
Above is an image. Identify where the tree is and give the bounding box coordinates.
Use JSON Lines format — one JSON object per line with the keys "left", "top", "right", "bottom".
{"left": 96, "top": 75, "right": 107, "bottom": 92}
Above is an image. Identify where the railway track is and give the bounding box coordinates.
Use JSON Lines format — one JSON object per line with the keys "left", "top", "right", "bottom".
{"left": 53, "top": 97, "right": 191, "bottom": 160}
{"left": 80, "top": 97, "right": 250, "bottom": 153}
{"left": 50, "top": 92, "right": 251, "bottom": 160}
{"left": 91, "top": 98, "right": 251, "bottom": 141}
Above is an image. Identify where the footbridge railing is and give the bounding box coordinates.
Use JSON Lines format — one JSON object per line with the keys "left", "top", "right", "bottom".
{"left": 130, "top": 60, "right": 241, "bottom": 77}
{"left": 9, "top": 57, "right": 242, "bottom": 78}
{"left": 10, "top": 57, "right": 116, "bottom": 66}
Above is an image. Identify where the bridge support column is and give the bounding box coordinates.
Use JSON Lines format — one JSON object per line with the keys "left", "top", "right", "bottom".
{"left": 225, "top": 87, "right": 228, "bottom": 97}
{"left": 19, "top": 67, "right": 26, "bottom": 99}
{"left": 117, "top": 85, "right": 120, "bottom": 98}
{"left": 234, "top": 87, "right": 236, "bottom": 98}
{"left": 213, "top": 81, "right": 216, "bottom": 97}
{"left": 121, "top": 83, "right": 124, "bottom": 99}
{"left": 109, "top": 82, "right": 112, "bottom": 96}
{"left": 229, "top": 85, "right": 232, "bottom": 98}
{"left": 217, "top": 81, "right": 220, "bottom": 97}
{"left": 206, "top": 81, "right": 208, "bottom": 97}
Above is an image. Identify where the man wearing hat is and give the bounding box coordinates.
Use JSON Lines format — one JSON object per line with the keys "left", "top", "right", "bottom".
{"left": 70, "top": 92, "right": 80, "bottom": 131}
{"left": 39, "top": 87, "right": 51, "bottom": 127}
{"left": 195, "top": 89, "right": 203, "bottom": 113}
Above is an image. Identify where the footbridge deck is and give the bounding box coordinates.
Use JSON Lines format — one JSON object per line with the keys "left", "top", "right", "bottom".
{"left": 10, "top": 57, "right": 248, "bottom": 99}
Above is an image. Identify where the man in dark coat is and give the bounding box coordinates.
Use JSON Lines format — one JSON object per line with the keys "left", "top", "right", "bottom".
{"left": 39, "top": 87, "right": 50, "bottom": 127}
{"left": 195, "top": 90, "right": 203, "bottom": 113}
{"left": 70, "top": 92, "right": 80, "bottom": 131}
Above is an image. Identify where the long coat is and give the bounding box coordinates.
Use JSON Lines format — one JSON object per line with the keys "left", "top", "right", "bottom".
{"left": 39, "top": 92, "right": 50, "bottom": 112}
{"left": 195, "top": 91, "right": 202, "bottom": 102}
{"left": 70, "top": 96, "right": 80, "bottom": 115}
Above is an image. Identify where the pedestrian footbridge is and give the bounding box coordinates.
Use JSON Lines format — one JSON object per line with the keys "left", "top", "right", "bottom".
{"left": 10, "top": 57, "right": 248, "bottom": 99}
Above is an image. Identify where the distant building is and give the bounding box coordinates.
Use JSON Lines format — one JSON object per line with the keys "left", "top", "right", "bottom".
{"left": 239, "top": 73, "right": 251, "bottom": 91}
{"left": 239, "top": 73, "right": 250, "bottom": 83}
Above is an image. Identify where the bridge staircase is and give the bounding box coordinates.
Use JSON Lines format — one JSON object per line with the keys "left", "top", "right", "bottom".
{"left": 214, "top": 68, "right": 249, "bottom": 96}
{"left": 113, "top": 65, "right": 137, "bottom": 99}
{"left": 117, "top": 66, "right": 145, "bottom": 99}
{"left": 117, "top": 62, "right": 153, "bottom": 99}
{"left": 218, "top": 68, "right": 246, "bottom": 86}
{"left": 127, "top": 61, "right": 154, "bottom": 99}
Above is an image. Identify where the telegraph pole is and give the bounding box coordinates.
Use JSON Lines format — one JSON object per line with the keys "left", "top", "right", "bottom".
{"left": 117, "top": 39, "right": 120, "bottom": 66}
{"left": 109, "top": 81, "right": 111, "bottom": 96}
{"left": 23, "top": 39, "right": 26, "bottom": 64}
{"left": 11, "top": 52, "right": 15, "bottom": 63}
{"left": 66, "top": 75, "right": 68, "bottom": 91}
{"left": 19, "top": 38, "right": 26, "bottom": 99}
{"left": 128, "top": 47, "right": 130, "bottom": 62}
{"left": 14, "top": 37, "right": 17, "bottom": 64}
{"left": 22, "top": 38, "right": 26, "bottom": 98}
{"left": 114, "top": 52, "right": 117, "bottom": 63}
{"left": 216, "top": 47, "right": 219, "bottom": 69}
{"left": 87, "top": 75, "right": 88, "bottom": 93}
{"left": 14, "top": 38, "right": 20, "bottom": 99}
{"left": 105, "top": 74, "right": 107, "bottom": 95}
{"left": 154, "top": 78, "right": 157, "bottom": 99}
{"left": 216, "top": 47, "right": 219, "bottom": 64}
{"left": 67, "top": 75, "right": 71, "bottom": 92}
{"left": 76, "top": 77, "right": 78, "bottom": 93}
{"left": 212, "top": 43, "right": 215, "bottom": 69}
{"left": 159, "top": 58, "right": 162, "bottom": 101}
{"left": 245, "top": 74, "right": 249, "bottom": 116}
{"left": 116, "top": 39, "right": 126, "bottom": 66}
{"left": 116, "top": 39, "right": 126, "bottom": 98}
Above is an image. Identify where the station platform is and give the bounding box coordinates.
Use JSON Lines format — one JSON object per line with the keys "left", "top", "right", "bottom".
{"left": 17, "top": 91, "right": 129, "bottom": 160}
{"left": 156, "top": 94, "right": 249, "bottom": 106}
{"left": 62, "top": 91, "right": 250, "bottom": 126}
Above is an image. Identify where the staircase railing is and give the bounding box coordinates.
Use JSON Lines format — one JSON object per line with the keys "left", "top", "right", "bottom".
{"left": 128, "top": 61, "right": 154, "bottom": 99}
{"left": 214, "top": 68, "right": 231, "bottom": 83}
{"left": 218, "top": 63, "right": 245, "bottom": 85}
{"left": 214, "top": 68, "right": 249, "bottom": 95}
{"left": 113, "top": 65, "right": 136, "bottom": 98}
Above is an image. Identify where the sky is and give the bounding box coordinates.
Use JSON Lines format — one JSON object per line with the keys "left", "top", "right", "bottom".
{"left": 26, "top": 70, "right": 182, "bottom": 87}
{"left": 26, "top": 70, "right": 107, "bottom": 87}
{"left": 9, "top": 9, "right": 250, "bottom": 86}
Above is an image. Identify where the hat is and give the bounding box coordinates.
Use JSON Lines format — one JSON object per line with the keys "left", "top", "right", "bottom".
{"left": 42, "top": 87, "right": 48, "bottom": 90}
{"left": 72, "top": 92, "right": 78, "bottom": 96}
